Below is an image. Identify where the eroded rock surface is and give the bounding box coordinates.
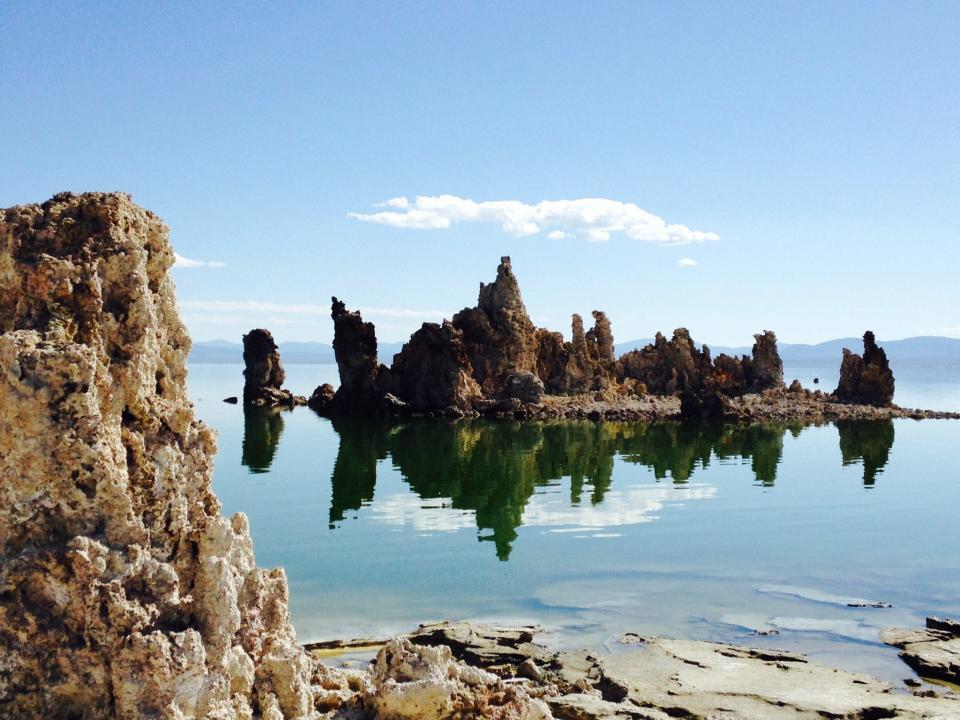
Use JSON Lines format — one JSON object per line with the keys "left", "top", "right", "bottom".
{"left": 746, "top": 330, "right": 784, "bottom": 392}
{"left": 835, "top": 331, "right": 896, "bottom": 406}
{"left": 616, "top": 328, "right": 712, "bottom": 395}
{"left": 322, "top": 258, "right": 619, "bottom": 417}
{"left": 365, "top": 637, "right": 551, "bottom": 720}
{"left": 329, "top": 297, "right": 386, "bottom": 412}
{"left": 316, "top": 259, "right": 925, "bottom": 421}
{"left": 882, "top": 617, "right": 960, "bottom": 686}
{"left": 373, "top": 622, "right": 960, "bottom": 720}
{"left": 452, "top": 256, "right": 540, "bottom": 396}
{"left": 389, "top": 321, "right": 482, "bottom": 413}
{"left": 243, "top": 328, "right": 306, "bottom": 407}
{"left": 0, "top": 193, "right": 322, "bottom": 719}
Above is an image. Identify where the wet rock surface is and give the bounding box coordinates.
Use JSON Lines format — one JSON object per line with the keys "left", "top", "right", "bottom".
{"left": 243, "top": 327, "right": 306, "bottom": 407}
{"left": 313, "top": 622, "right": 960, "bottom": 719}
{"left": 0, "top": 193, "right": 324, "bottom": 718}
{"left": 882, "top": 617, "right": 960, "bottom": 687}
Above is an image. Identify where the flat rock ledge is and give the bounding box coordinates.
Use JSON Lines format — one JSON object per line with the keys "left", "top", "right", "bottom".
{"left": 393, "top": 390, "right": 960, "bottom": 423}
{"left": 882, "top": 617, "right": 960, "bottom": 688}
{"left": 306, "top": 621, "right": 960, "bottom": 719}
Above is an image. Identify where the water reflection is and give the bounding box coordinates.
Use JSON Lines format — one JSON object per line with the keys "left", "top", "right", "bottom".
{"left": 837, "top": 420, "right": 895, "bottom": 486}
{"left": 238, "top": 414, "right": 897, "bottom": 556}
{"left": 241, "top": 408, "right": 285, "bottom": 473}
{"left": 320, "top": 419, "right": 896, "bottom": 559}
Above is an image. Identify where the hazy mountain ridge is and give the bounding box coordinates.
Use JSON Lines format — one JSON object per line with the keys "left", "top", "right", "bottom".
{"left": 190, "top": 336, "right": 960, "bottom": 365}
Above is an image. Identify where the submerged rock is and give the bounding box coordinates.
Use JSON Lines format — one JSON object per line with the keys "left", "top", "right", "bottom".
{"left": 242, "top": 327, "right": 305, "bottom": 407}
{"left": 835, "top": 331, "right": 895, "bottom": 406}
{"left": 0, "top": 193, "right": 322, "bottom": 719}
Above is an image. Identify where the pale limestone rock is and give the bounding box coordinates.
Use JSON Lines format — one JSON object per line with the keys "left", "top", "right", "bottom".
{"left": 366, "top": 637, "right": 552, "bottom": 720}
{"left": 0, "top": 193, "right": 319, "bottom": 719}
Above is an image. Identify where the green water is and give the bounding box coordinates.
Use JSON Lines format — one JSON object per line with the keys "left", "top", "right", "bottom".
{"left": 190, "top": 364, "right": 960, "bottom": 684}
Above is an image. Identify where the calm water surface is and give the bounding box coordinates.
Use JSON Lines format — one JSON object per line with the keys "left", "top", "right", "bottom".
{"left": 189, "top": 363, "right": 960, "bottom": 683}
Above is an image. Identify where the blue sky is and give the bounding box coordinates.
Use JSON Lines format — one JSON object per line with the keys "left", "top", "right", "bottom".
{"left": 2, "top": 1, "right": 957, "bottom": 345}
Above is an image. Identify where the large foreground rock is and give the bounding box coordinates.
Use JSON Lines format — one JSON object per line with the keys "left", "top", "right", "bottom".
{"left": 0, "top": 193, "right": 320, "bottom": 718}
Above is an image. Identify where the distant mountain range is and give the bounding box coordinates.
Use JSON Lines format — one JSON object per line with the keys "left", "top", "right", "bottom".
{"left": 189, "top": 335, "right": 960, "bottom": 366}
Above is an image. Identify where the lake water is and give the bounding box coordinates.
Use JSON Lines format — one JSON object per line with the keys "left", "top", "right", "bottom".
{"left": 188, "top": 363, "right": 960, "bottom": 684}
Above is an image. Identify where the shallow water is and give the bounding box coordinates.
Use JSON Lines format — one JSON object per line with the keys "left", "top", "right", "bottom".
{"left": 189, "top": 364, "right": 960, "bottom": 684}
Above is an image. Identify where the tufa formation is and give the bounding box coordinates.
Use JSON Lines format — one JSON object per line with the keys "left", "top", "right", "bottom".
{"left": 316, "top": 257, "right": 803, "bottom": 419}
{"left": 835, "top": 331, "right": 896, "bottom": 406}
{"left": 0, "top": 193, "right": 326, "bottom": 719}
{"left": 242, "top": 328, "right": 306, "bottom": 407}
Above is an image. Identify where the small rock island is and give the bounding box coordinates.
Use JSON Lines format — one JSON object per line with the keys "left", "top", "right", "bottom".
{"left": 301, "top": 256, "right": 952, "bottom": 422}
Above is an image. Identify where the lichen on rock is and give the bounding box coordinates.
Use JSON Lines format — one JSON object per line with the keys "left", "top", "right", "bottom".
{"left": 0, "top": 192, "right": 321, "bottom": 719}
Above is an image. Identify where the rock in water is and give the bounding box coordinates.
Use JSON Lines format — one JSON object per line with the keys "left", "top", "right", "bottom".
{"left": 501, "top": 371, "right": 545, "bottom": 405}
{"left": 452, "top": 256, "right": 539, "bottom": 395}
{"left": 0, "top": 193, "right": 318, "bottom": 719}
{"left": 308, "top": 382, "right": 336, "bottom": 412}
{"left": 330, "top": 297, "right": 386, "bottom": 410}
{"left": 242, "top": 327, "right": 305, "bottom": 407}
{"left": 835, "top": 331, "right": 895, "bottom": 406}
{"left": 747, "top": 330, "right": 784, "bottom": 392}
{"left": 616, "top": 328, "right": 712, "bottom": 394}
{"left": 389, "top": 320, "right": 482, "bottom": 413}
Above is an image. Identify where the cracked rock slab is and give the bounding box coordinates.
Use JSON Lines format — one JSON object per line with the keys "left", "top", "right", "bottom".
{"left": 883, "top": 617, "right": 960, "bottom": 687}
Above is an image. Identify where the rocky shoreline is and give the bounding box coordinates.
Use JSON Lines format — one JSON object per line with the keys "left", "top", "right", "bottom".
{"left": 301, "top": 620, "right": 960, "bottom": 719}
{"left": 396, "top": 389, "right": 960, "bottom": 422}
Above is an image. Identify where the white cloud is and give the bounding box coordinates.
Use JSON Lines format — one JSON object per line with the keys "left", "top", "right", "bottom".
{"left": 348, "top": 195, "right": 719, "bottom": 245}
{"left": 521, "top": 483, "right": 716, "bottom": 530}
{"left": 173, "top": 253, "right": 226, "bottom": 269}
{"left": 178, "top": 299, "right": 448, "bottom": 319}
{"left": 379, "top": 197, "right": 410, "bottom": 209}
{"left": 677, "top": 257, "right": 697, "bottom": 268}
